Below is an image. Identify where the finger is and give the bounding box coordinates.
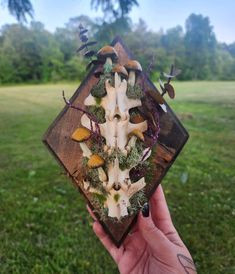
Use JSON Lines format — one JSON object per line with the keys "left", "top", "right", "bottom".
{"left": 93, "top": 221, "right": 124, "bottom": 263}
{"left": 150, "top": 184, "right": 172, "bottom": 224}
{"left": 86, "top": 204, "right": 97, "bottom": 221}
{"left": 150, "top": 185, "right": 183, "bottom": 246}
{"left": 138, "top": 208, "right": 171, "bottom": 253}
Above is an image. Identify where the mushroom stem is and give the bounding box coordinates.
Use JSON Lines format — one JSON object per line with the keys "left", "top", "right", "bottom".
{"left": 98, "top": 167, "right": 108, "bottom": 182}
{"left": 128, "top": 70, "right": 136, "bottom": 86}
{"left": 80, "top": 142, "right": 92, "bottom": 158}
{"left": 106, "top": 57, "right": 112, "bottom": 66}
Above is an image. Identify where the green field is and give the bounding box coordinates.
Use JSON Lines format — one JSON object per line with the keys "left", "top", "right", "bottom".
{"left": 0, "top": 82, "right": 235, "bottom": 274}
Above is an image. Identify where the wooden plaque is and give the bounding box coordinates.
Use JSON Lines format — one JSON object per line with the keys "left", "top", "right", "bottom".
{"left": 42, "top": 37, "right": 189, "bottom": 247}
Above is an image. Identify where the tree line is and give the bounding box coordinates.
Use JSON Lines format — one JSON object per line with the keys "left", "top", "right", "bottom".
{"left": 0, "top": 13, "right": 235, "bottom": 84}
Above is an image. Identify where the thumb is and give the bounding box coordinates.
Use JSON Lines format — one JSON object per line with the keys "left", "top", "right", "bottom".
{"left": 138, "top": 203, "right": 171, "bottom": 253}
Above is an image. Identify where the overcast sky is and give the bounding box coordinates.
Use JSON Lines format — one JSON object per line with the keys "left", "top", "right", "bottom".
{"left": 0, "top": 0, "right": 234, "bottom": 43}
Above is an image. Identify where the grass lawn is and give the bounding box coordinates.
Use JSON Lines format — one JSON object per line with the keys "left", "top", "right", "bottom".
{"left": 0, "top": 81, "right": 235, "bottom": 273}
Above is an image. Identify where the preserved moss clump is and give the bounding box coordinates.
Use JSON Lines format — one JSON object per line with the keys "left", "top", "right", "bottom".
{"left": 91, "top": 76, "right": 107, "bottom": 98}
{"left": 118, "top": 141, "right": 145, "bottom": 170}
{"left": 86, "top": 105, "right": 105, "bottom": 123}
{"left": 128, "top": 189, "right": 147, "bottom": 215}
{"left": 86, "top": 168, "right": 100, "bottom": 187}
{"left": 91, "top": 73, "right": 114, "bottom": 98}
{"left": 126, "top": 83, "right": 144, "bottom": 99}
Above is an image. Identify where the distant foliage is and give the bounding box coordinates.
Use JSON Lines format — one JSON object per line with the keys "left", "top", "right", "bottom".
{"left": 0, "top": 13, "right": 235, "bottom": 84}
{"left": 91, "top": 0, "right": 138, "bottom": 20}
{"left": 3, "top": 0, "right": 33, "bottom": 22}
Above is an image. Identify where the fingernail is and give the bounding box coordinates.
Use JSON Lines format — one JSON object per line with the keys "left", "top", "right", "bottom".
{"left": 142, "top": 202, "right": 149, "bottom": 217}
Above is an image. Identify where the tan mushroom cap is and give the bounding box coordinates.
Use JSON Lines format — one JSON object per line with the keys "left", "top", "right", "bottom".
{"left": 71, "top": 127, "right": 91, "bottom": 142}
{"left": 87, "top": 154, "right": 105, "bottom": 168}
{"left": 128, "top": 129, "right": 144, "bottom": 141}
{"left": 97, "top": 46, "right": 118, "bottom": 61}
{"left": 125, "top": 60, "right": 142, "bottom": 72}
{"left": 112, "top": 64, "right": 128, "bottom": 78}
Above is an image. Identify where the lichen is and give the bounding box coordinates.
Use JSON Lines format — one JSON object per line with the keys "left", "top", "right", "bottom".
{"left": 90, "top": 76, "right": 107, "bottom": 98}
{"left": 93, "top": 193, "right": 107, "bottom": 204}
{"left": 86, "top": 105, "right": 105, "bottom": 123}
{"left": 128, "top": 189, "right": 147, "bottom": 215}
{"left": 82, "top": 157, "right": 89, "bottom": 166}
{"left": 92, "top": 196, "right": 108, "bottom": 222}
{"left": 103, "top": 62, "right": 113, "bottom": 74}
{"left": 86, "top": 169, "right": 106, "bottom": 196}
{"left": 95, "top": 97, "right": 102, "bottom": 105}
{"left": 118, "top": 141, "right": 145, "bottom": 170}
{"left": 86, "top": 168, "right": 100, "bottom": 188}
{"left": 126, "top": 83, "right": 144, "bottom": 99}
{"left": 90, "top": 72, "right": 115, "bottom": 98}
{"left": 114, "top": 193, "right": 120, "bottom": 203}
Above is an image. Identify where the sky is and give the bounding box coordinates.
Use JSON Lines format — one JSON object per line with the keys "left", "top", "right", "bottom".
{"left": 0, "top": 0, "right": 234, "bottom": 43}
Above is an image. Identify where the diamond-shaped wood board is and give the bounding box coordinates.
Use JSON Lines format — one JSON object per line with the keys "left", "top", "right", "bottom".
{"left": 42, "top": 36, "right": 189, "bottom": 247}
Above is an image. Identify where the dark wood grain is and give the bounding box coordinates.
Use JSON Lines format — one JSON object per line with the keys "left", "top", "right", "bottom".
{"left": 42, "top": 36, "right": 189, "bottom": 247}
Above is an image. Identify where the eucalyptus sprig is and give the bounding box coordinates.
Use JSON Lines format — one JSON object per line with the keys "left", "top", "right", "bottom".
{"left": 159, "top": 65, "right": 181, "bottom": 99}
{"left": 77, "top": 23, "right": 102, "bottom": 70}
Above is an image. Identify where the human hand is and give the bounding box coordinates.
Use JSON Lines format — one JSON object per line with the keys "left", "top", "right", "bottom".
{"left": 88, "top": 184, "right": 197, "bottom": 274}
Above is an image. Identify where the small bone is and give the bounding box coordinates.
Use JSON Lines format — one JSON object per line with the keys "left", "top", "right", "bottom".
{"left": 98, "top": 167, "right": 108, "bottom": 182}
{"left": 126, "top": 135, "right": 137, "bottom": 152}
{"left": 83, "top": 180, "right": 103, "bottom": 195}
{"left": 127, "top": 177, "right": 146, "bottom": 198}
{"left": 84, "top": 94, "right": 96, "bottom": 105}
{"left": 101, "top": 80, "right": 117, "bottom": 120}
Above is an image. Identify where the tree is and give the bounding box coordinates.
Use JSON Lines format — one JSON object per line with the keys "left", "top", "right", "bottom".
{"left": 3, "top": 0, "right": 138, "bottom": 23}
{"left": 91, "top": 0, "right": 138, "bottom": 20}
{"left": 2, "top": 0, "right": 33, "bottom": 21}
{"left": 184, "top": 13, "right": 217, "bottom": 79}
{"left": 0, "top": 22, "right": 64, "bottom": 83}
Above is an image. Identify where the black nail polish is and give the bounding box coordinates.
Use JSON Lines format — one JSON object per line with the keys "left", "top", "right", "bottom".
{"left": 142, "top": 203, "right": 149, "bottom": 217}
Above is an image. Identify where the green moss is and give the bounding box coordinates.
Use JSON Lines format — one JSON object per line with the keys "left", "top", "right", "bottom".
{"left": 113, "top": 193, "right": 120, "bottom": 203}
{"left": 103, "top": 62, "right": 113, "bottom": 74}
{"left": 90, "top": 73, "right": 115, "bottom": 99}
{"left": 144, "top": 145, "right": 157, "bottom": 184}
{"left": 91, "top": 76, "right": 107, "bottom": 98}
{"left": 86, "top": 105, "right": 105, "bottom": 123}
{"left": 104, "top": 150, "right": 116, "bottom": 166}
{"left": 82, "top": 157, "right": 89, "bottom": 166}
{"left": 95, "top": 97, "right": 102, "bottom": 105}
{"left": 126, "top": 83, "right": 144, "bottom": 99}
{"left": 86, "top": 168, "right": 100, "bottom": 188}
{"left": 93, "top": 193, "right": 107, "bottom": 204}
{"left": 118, "top": 141, "right": 145, "bottom": 170}
{"left": 128, "top": 189, "right": 147, "bottom": 215}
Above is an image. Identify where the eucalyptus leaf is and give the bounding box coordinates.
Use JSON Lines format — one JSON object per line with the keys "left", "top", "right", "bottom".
{"left": 80, "top": 34, "right": 88, "bottom": 43}
{"left": 84, "top": 50, "right": 96, "bottom": 58}
{"left": 164, "top": 83, "right": 175, "bottom": 99}
{"left": 79, "top": 29, "right": 88, "bottom": 35}
{"left": 77, "top": 41, "right": 96, "bottom": 52}
{"left": 163, "top": 72, "right": 176, "bottom": 79}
